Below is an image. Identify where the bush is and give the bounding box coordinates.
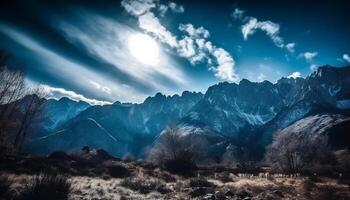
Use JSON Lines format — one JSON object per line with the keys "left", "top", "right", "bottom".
{"left": 265, "top": 132, "right": 333, "bottom": 174}
{"left": 17, "top": 174, "right": 72, "bottom": 200}
{"left": 96, "top": 149, "right": 114, "bottom": 160}
{"left": 313, "top": 185, "right": 337, "bottom": 200}
{"left": 189, "top": 177, "right": 215, "bottom": 188}
{"left": 0, "top": 175, "right": 11, "bottom": 199}
{"left": 48, "top": 151, "right": 71, "bottom": 160}
{"left": 158, "top": 172, "right": 176, "bottom": 183}
{"left": 121, "top": 177, "right": 171, "bottom": 194}
{"left": 163, "top": 159, "right": 197, "bottom": 176}
{"left": 147, "top": 126, "right": 206, "bottom": 175}
{"left": 108, "top": 164, "right": 131, "bottom": 178}
{"left": 122, "top": 153, "right": 134, "bottom": 162}
{"left": 301, "top": 179, "right": 316, "bottom": 198}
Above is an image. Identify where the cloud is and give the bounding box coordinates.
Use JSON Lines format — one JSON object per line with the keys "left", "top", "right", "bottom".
{"left": 41, "top": 84, "right": 112, "bottom": 105}
{"left": 233, "top": 8, "right": 295, "bottom": 53}
{"left": 122, "top": 0, "right": 239, "bottom": 82}
{"left": 0, "top": 24, "right": 150, "bottom": 103}
{"left": 177, "top": 24, "right": 238, "bottom": 82}
{"left": 242, "top": 17, "right": 284, "bottom": 48}
{"left": 257, "top": 73, "right": 266, "bottom": 82}
{"left": 211, "top": 48, "right": 238, "bottom": 81}
{"left": 158, "top": 1, "right": 184, "bottom": 16}
{"left": 88, "top": 80, "right": 111, "bottom": 94}
{"left": 56, "top": 13, "right": 188, "bottom": 94}
{"left": 286, "top": 43, "right": 295, "bottom": 53}
{"left": 88, "top": 80, "right": 101, "bottom": 89}
{"left": 310, "top": 64, "right": 318, "bottom": 71}
{"left": 168, "top": 2, "right": 184, "bottom": 13}
{"left": 102, "top": 86, "right": 111, "bottom": 94}
{"left": 231, "top": 8, "right": 245, "bottom": 20}
{"left": 179, "top": 24, "right": 210, "bottom": 38}
{"left": 138, "top": 12, "right": 178, "bottom": 47}
{"left": 122, "top": 0, "right": 178, "bottom": 47}
{"left": 299, "top": 51, "right": 318, "bottom": 62}
{"left": 343, "top": 54, "right": 350, "bottom": 63}
{"left": 287, "top": 71, "right": 302, "bottom": 79}
{"left": 121, "top": 0, "right": 156, "bottom": 16}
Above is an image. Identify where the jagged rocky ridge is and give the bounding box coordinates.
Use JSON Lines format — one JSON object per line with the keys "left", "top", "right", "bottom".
{"left": 25, "top": 65, "right": 350, "bottom": 157}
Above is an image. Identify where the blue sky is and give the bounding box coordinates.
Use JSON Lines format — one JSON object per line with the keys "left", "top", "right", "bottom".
{"left": 0, "top": 0, "right": 350, "bottom": 104}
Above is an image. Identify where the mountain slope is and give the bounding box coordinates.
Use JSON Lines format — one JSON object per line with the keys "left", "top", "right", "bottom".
{"left": 180, "top": 78, "right": 305, "bottom": 136}
{"left": 25, "top": 65, "right": 350, "bottom": 157}
{"left": 27, "top": 91, "right": 204, "bottom": 156}
{"left": 275, "top": 114, "right": 350, "bottom": 150}
{"left": 40, "top": 97, "right": 90, "bottom": 131}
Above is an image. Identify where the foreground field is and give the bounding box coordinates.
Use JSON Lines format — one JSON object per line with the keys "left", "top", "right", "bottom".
{"left": 3, "top": 172, "right": 350, "bottom": 200}
{"left": 0, "top": 152, "right": 350, "bottom": 200}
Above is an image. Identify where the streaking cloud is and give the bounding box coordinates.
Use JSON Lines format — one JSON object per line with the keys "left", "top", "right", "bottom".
{"left": 55, "top": 13, "right": 188, "bottom": 93}
{"left": 0, "top": 24, "right": 148, "bottom": 103}
{"left": 121, "top": 0, "right": 239, "bottom": 82}
{"left": 42, "top": 85, "right": 112, "bottom": 105}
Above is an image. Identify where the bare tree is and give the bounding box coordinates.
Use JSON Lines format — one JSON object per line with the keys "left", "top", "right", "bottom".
{"left": 147, "top": 126, "right": 207, "bottom": 173}
{"left": 13, "top": 86, "right": 46, "bottom": 152}
{"left": 222, "top": 144, "right": 259, "bottom": 173}
{"left": 265, "top": 132, "right": 332, "bottom": 174}
{"left": 0, "top": 51, "right": 26, "bottom": 151}
{"left": 0, "top": 50, "right": 46, "bottom": 153}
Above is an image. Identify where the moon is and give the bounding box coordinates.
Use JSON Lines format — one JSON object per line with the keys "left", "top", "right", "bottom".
{"left": 128, "top": 34, "right": 159, "bottom": 66}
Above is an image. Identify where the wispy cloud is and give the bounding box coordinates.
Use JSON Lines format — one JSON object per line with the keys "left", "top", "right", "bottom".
{"left": 310, "top": 64, "right": 318, "bottom": 71}
{"left": 168, "top": 2, "right": 184, "bottom": 13}
{"left": 88, "top": 80, "right": 111, "bottom": 94}
{"left": 285, "top": 43, "right": 295, "bottom": 53}
{"left": 233, "top": 8, "right": 296, "bottom": 53}
{"left": 231, "top": 8, "right": 245, "bottom": 20}
{"left": 299, "top": 51, "right": 318, "bottom": 62}
{"left": 343, "top": 54, "right": 350, "bottom": 63}
{"left": 0, "top": 24, "right": 148, "bottom": 103}
{"left": 121, "top": 0, "right": 239, "bottom": 82}
{"left": 42, "top": 84, "right": 111, "bottom": 105}
{"left": 287, "top": 71, "right": 302, "bottom": 79}
{"left": 55, "top": 13, "right": 188, "bottom": 93}
{"left": 137, "top": 12, "right": 178, "bottom": 47}
{"left": 257, "top": 73, "right": 266, "bottom": 82}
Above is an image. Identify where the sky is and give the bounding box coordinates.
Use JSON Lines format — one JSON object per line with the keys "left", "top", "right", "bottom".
{"left": 0, "top": 0, "right": 350, "bottom": 105}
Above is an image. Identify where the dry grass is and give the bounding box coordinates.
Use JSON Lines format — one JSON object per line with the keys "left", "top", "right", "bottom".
{"left": 2, "top": 170, "right": 349, "bottom": 200}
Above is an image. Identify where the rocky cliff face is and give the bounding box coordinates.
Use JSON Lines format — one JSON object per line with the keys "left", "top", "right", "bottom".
{"left": 25, "top": 65, "right": 350, "bottom": 157}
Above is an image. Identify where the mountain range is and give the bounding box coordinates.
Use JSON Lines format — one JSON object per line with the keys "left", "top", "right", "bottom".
{"left": 24, "top": 65, "right": 350, "bottom": 158}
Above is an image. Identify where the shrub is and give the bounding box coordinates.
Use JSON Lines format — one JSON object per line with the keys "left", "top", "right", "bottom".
{"left": 108, "top": 164, "right": 131, "bottom": 178}
{"left": 222, "top": 144, "right": 261, "bottom": 173}
{"left": 122, "top": 153, "right": 134, "bottom": 162}
{"left": 313, "top": 185, "right": 337, "bottom": 200}
{"left": 96, "top": 149, "right": 114, "bottom": 160}
{"left": 301, "top": 179, "right": 316, "bottom": 198}
{"left": 0, "top": 175, "right": 11, "bottom": 199}
{"left": 48, "top": 151, "right": 71, "bottom": 160}
{"left": 189, "top": 177, "right": 215, "bottom": 188}
{"left": 120, "top": 177, "right": 171, "bottom": 194}
{"left": 147, "top": 126, "right": 206, "bottom": 175}
{"left": 17, "top": 173, "right": 72, "bottom": 200}
{"left": 158, "top": 172, "right": 177, "bottom": 183}
{"left": 163, "top": 159, "right": 197, "bottom": 176}
{"left": 265, "top": 132, "right": 333, "bottom": 174}
{"left": 216, "top": 172, "right": 232, "bottom": 183}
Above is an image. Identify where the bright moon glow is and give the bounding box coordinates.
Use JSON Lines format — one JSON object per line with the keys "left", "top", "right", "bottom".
{"left": 128, "top": 34, "right": 159, "bottom": 65}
